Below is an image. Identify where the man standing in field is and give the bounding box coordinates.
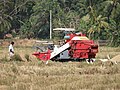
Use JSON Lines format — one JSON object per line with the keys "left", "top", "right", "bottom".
{"left": 9, "top": 41, "right": 14, "bottom": 60}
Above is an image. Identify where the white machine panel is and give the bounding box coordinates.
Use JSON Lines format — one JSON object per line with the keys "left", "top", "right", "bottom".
{"left": 50, "top": 42, "right": 70, "bottom": 59}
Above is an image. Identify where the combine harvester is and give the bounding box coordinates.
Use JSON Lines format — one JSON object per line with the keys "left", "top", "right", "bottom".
{"left": 33, "top": 28, "right": 98, "bottom": 63}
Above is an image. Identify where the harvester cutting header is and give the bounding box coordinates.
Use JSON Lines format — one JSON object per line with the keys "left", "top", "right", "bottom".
{"left": 33, "top": 28, "right": 98, "bottom": 63}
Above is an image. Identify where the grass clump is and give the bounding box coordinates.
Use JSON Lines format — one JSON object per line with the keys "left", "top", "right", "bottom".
{"left": 0, "top": 56, "right": 8, "bottom": 62}
{"left": 25, "top": 54, "right": 31, "bottom": 61}
{"left": 12, "top": 54, "right": 23, "bottom": 61}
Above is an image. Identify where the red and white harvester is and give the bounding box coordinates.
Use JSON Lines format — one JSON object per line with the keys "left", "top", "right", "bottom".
{"left": 33, "top": 28, "right": 98, "bottom": 63}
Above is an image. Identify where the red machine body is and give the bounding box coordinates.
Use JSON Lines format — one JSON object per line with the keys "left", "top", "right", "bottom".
{"left": 65, "top": 33, "right": 98, "bottom": 59}
{"left": 69, "top": 40, "right": 98, "bottom": 59}
{"left": 33, "top": 32, "right": 98, "bottom": 61}
{"left": 33, "top": 50, "right": 51, "bottom": 61}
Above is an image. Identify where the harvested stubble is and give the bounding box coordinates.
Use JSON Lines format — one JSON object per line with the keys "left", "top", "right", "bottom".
{"left": 0, "top": 41, "right": 120, "bottom": 90}
{"left": 0, "top": 61, "right": 120, "bottom": 90}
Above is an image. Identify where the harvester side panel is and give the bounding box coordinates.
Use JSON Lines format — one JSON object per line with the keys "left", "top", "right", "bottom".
{"left": 69, "top": 40, "right": 98, "bottom": 59}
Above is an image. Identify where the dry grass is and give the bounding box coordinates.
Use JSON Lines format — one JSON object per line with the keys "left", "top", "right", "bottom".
{"left": 0, "top": 61, "right": 120, "bottom": 90}
{"left": 0, "top": 42, "right": 120, "bottom": 90}
{"left": 96, "top": 47, "right": 120, "bottom": 59}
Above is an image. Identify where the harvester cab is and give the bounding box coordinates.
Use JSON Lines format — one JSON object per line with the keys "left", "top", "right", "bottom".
{"left": 32, "top": 28, "right": 98, "bottom": 63}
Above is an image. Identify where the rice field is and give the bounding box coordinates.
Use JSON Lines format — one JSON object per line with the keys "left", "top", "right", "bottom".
{"left": 0, "top": 40, "right": 120, "bottom": 90}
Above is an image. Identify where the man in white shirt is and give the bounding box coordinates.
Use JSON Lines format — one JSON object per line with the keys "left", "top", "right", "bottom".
{"left": 9, "top": 42, "right": 14, "bottom": 59}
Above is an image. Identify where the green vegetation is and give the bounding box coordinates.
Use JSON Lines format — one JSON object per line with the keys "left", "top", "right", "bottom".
{"left": 0, "top": 0, "right": 120, "bottom": 46}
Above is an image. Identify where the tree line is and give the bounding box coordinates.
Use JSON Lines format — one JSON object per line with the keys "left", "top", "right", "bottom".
{"left": 0, "top": 0, "right": 120, "bottom": 46}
